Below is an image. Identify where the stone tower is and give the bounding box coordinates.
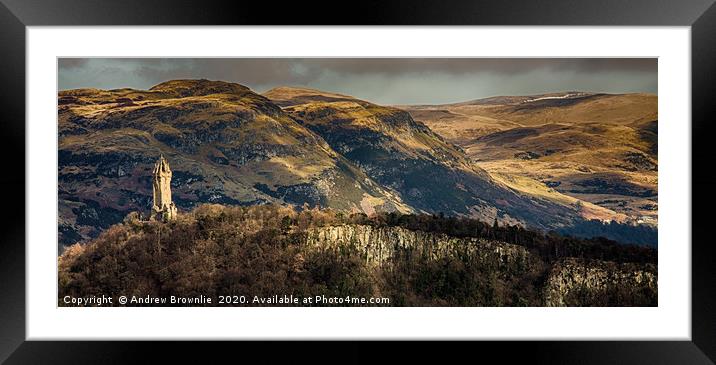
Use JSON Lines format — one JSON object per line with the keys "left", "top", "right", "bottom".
{"left": 151, "top": 154, "right": 177, "bottom": 221}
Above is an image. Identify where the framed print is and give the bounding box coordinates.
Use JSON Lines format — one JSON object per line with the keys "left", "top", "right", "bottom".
{"left": 2, "top": 0, "right": 716, "bottom": 363}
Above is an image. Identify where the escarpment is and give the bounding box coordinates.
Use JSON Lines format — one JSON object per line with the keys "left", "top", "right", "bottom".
{"left": 305, "top": 224, "right": 533, "bottom": 273}
{"left": 542, "top": 258, "right": 657, "bottom": 307}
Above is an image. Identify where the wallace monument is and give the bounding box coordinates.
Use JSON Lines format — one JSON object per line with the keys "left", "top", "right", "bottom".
{"left": 151, "top": 155, "right": 177, "bottom": 222}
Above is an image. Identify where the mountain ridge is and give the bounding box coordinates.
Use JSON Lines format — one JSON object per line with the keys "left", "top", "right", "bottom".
{"left": 58, "top": 80, "right": 654, "bottom": 248}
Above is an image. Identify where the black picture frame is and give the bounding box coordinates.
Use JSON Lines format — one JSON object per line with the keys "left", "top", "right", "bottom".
{"left": 1, "top": 0, "right": 715, "bottom": 363}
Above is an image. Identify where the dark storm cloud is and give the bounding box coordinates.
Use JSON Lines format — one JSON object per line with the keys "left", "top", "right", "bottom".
{"left": 58, "top": 58, "right": 657, "bottom": 104}
{"left": 132, "top": 59, "right": 318, "bottom": 86}
{"left": 58, "top": 58, "right": 89, "bottom": 69}
{"left": 296, "top": 58, "right": 656, "bottom": 75}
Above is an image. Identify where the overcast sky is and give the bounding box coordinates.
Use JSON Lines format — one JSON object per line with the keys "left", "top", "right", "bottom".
{"left": 58, "top": 58, "right": 657, "bottom": 105}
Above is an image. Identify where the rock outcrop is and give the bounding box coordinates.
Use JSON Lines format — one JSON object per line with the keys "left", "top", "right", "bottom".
{"left": 305, "top": 224, "right": 534, "bottom": 273}
{"left": 543, "top": 258, "right": 657, "bottom": 306}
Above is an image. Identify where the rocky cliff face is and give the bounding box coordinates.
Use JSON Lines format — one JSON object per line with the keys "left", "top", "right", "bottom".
{"left": 543, "top": 258, "right": 657, "bottom": 306}
{"left": 305, "top": 225, "right": 657, "bottom": 306}
{"left": 305, "top": 224, "right": 533, "bottom": 272}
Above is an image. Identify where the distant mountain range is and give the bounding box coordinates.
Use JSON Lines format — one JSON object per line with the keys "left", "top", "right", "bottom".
{"left": 399, "top": 91, "right": 657, "bottom": 227}
{"left": 58, "top": 80, "right": 657, "bottom": 248}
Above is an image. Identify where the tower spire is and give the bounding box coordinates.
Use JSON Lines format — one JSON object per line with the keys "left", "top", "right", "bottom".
{"left": 151, "top": 154, "right": 177, "bottom": 221}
